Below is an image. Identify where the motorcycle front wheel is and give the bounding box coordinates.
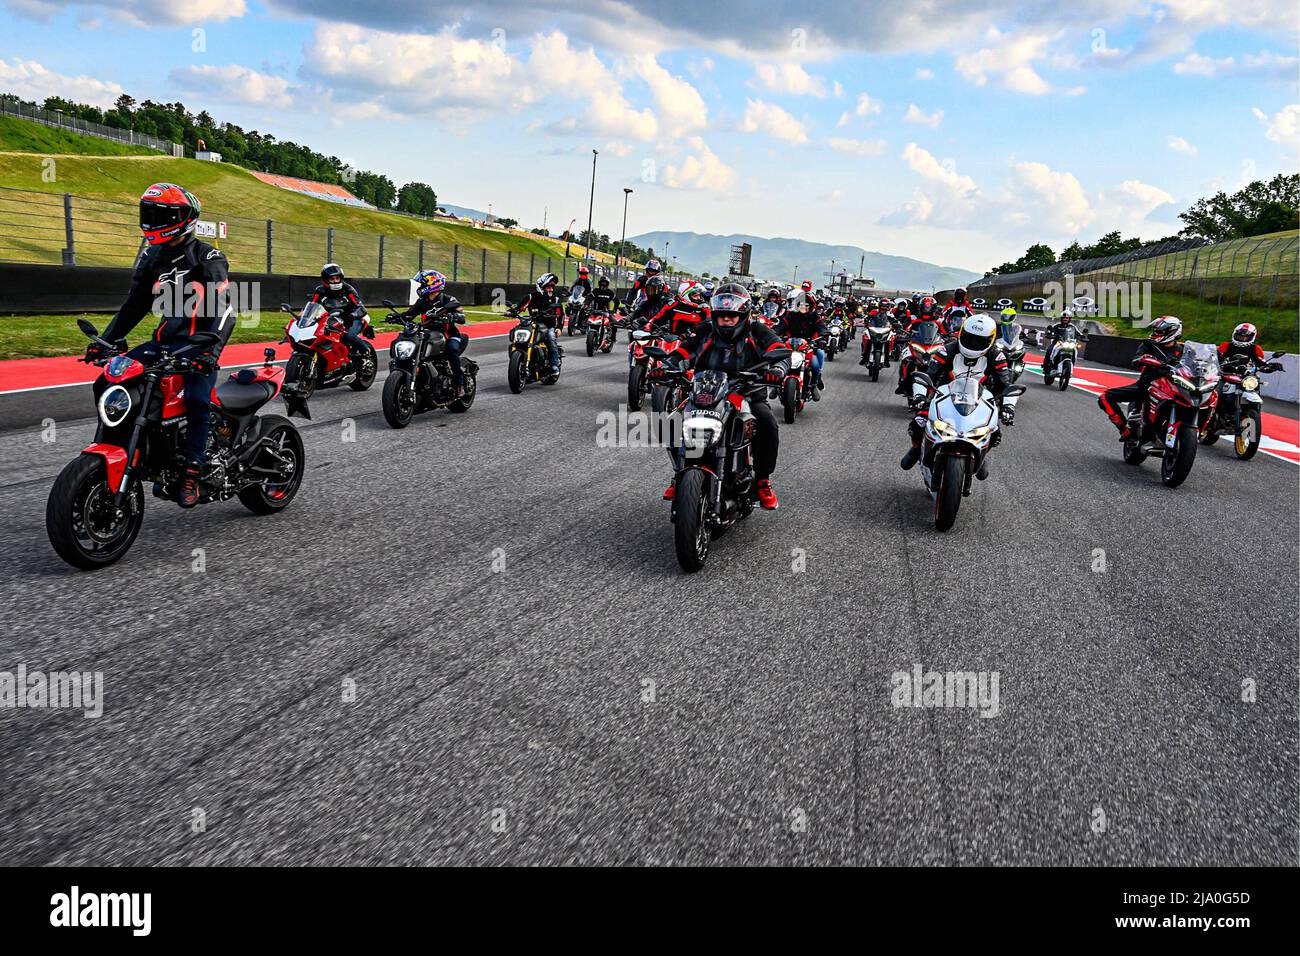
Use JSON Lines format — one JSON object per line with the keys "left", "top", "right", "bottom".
{"left": 1234, "top": 407, "right": 1261, "bottom": 460}
{"left": 782, "top": 378, "right": 798, "bottom": 424}
{"left": 349, "top": 343, "right": 378, "bottom": 391}
{"left": 46, "top": 453, "right": 145, "bottom": 569}
{"left": 284, "top": 353, "right": 317, "bottom": 402}
{"left": 933, "top": 454, "right": 965, "bottom": 532}
{"left": 382, "top": 369, "right": 417, "bottom": 428}
{"left": 1160, "top": 424, "right": 1198, "bottom": 488}
{"left": 628, "top": 363, "right": 647, "bottom": 411}
{"left": 673, "top": 468, "right": 711, "bottom": 573}
{"left": 508, "top": 351, "right": 525, "bottom": 394}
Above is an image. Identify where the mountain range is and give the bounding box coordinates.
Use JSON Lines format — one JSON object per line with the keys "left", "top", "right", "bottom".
{"left": 626, "top": 231, "right": 983, "bottom": 291}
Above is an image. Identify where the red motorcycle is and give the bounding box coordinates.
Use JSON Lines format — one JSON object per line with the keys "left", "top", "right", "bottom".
{"left": 585, "top": 309, "right": 618, "bottom": 356}
{"left": 281, "top": 301, "right": 377, "bottom": 407}
{"left": 897, "top": 319, "right": 946, "bottom": 404}
{"left": 628, "top": 329, "right": 679, "bottom": 411}
{"left": 779, "top": 336, "right": 817, "bottom": 424}
{"left": 1122, "top": 343, "right": 1220, "bottom": 488}
{"left": 46, "top": 320, "right": 306, "bottom": 569}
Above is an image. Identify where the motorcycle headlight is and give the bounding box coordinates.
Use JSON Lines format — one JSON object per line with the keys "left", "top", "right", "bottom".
{"left": 682, "top": 416, "right": 723, "bottom": 446}
{"left": 965, "top": 425, "right": 992, "bottom": 439}
{"left": 97, "top": 384, "right": 132, "bottom": 427}
{"left": 789, "top": 351, "right": 804, "bottom": 368}
{"left": 512, "top": 329, "right": 531, "bottom": 343}
{"left": 931, "top": 418, "right": 955, "bottom": 438}
{"left": 392, "top": 340, "right": 416, "bottom": 360}
{"left": 1241, "top": 375, "right": 1259, "bottom": 391}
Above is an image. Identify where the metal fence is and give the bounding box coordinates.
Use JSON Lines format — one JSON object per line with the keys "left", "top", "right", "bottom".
{"left": 969, "top": 231, "right": 1299, "bottom": 347}
{"left": 0, "top": 98, "right": 180, "bottom": 155}
{"left": 0, "top": 186, "right": 692, "bottom": 291}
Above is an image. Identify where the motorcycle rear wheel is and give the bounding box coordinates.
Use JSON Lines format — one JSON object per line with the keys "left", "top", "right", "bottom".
{"left": 238, "top": 417, "right": 305, "bottom": 513}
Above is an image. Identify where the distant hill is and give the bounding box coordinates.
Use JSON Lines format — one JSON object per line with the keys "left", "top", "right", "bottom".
{"left": 628, "top": 231, "right": 982, "bottom": 291}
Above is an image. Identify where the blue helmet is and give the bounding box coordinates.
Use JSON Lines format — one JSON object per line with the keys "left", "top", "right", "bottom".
{"left": 415, "top": 269, "right": 446, "bottom": 297}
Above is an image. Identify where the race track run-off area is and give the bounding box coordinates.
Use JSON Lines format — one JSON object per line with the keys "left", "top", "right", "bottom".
{"left": 0, "top": 334, "right": 1296, "bottom": 865}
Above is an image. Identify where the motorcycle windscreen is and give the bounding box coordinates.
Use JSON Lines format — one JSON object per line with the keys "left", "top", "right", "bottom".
{"left": 689, "top": 369, "right": 729, "bottom": 408}
{"left": 911, "top": 321, "right": 942, "bottom": 346}
{"left": 941, "top": 367, "right": 994, "bottom": 419}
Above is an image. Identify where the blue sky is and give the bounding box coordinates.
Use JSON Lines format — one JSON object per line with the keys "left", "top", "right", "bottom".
{"left": 1, "top": 0, "right": 1296, "bottom": 272}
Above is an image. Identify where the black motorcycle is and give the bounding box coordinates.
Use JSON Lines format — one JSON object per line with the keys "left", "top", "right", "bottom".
{"left": 644, "top": 347, "right": 790, "bottom": 573}
{"left": 380, "top": 299, "right": 478, "bottom": 428}
{"left": 506, "top": 312, "right": 562, "bottom": 393}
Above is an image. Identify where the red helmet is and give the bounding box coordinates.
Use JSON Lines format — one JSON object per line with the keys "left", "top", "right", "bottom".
{"left": 578, "top": 265, "right": 589, "bottom": 277}
{"left": 1232, "top": 322, "right": 1257, "bottom": 347}
{"left": 139, "top": 182, "right": 200, "bottom": 246}
{"left": 801, "top": 280, "right": 812, "bottom": 292}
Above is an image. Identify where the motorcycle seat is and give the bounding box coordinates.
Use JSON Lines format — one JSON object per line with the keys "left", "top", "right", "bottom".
{"left": 215, "top": 378, "right": 276, "bottom": 412}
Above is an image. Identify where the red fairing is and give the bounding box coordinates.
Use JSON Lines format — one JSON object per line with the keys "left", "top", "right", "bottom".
{"left": 160, "top": 373, "right": 187, "bottom": 418}
{"left": 244, "top": 364, "right": 286, "bottom": 399}
{"left": 82, "top": 443, "right": 128, "bottom": 492}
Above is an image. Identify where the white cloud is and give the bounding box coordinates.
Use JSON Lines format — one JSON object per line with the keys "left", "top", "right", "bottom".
{"left": 881, "top": 142, "right": 980, "bottom": 226}
{"left": 170, "top": 64, "right": 293, "bottom": 109}
{"left": 631, "top": 54, "right": 707, "bottom": 132}
{"left": 827, "top": 136, "right": 887, "bottom": 157}
{"left": 0, "top": 57, "right": 124, "bottom": 108}
{"left": 1174, "top": 50, "right": 1300, "bottom": 78}
{"left": 954, "top": 27, "right": 1059, "bottom": 95}
{"left": 739, "top": 98, "right": 809, "bottom": 145}
{"left": 752, "top": 61, "right": 829, "bottom": 97}
{"left": 836, "top": 92, "right": 882, "bottom": 127}
{"left": 1004, "top": 160, "right": 1092, "bottom": 233}
{"left": 915, "top": 67, "right": 935, "bottom": 80}
{"left": 662, "top": 136, "right": 736, "bottom": 190}
{"left": 7, "top": 0, "right": 244, "bottom": 26}
{"left": 1252, "top": 103, "right": 1300, "bottom": 155}
{"left": 903, "top": 103, "right": 944, "bottom": 128}
{"left": 1166, "top": 135, "right": 1198, "bottom": 157}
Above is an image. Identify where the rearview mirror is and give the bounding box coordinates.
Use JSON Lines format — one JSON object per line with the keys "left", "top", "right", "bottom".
{"left": 382, "top": 299, "right": 396, "bottom": 309}
{"left": 280, "top": 303, "right": 294, "bottom": 314}
{"left": 912, "top": 372, "right": 934, "bottom": 391}
{"left": 76, "top": 318, "right": 100, "bottom": 337}
{"left": 766, "top": 348, "right": 792, "bottom": 362}
{"left": 1005, "top": 385, "right": 1027, "bottom": 397}
{"left": 644, "top": 347, "right": 668, "bottom": 360}
{"left": 1272, "top": 350, "right": 1286, "bottom": 359}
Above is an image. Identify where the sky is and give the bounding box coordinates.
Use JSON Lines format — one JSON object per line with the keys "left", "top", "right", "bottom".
{"left": 0, "top": 0, "right": 1297, "bottom": 273}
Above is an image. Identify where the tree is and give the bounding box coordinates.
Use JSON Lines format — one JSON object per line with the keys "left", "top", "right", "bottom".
{"left": 992, "top": 242, "right": 1056, "bottom": 274}
{"left": 496, "top": 217, "right": 518, "bottom": 229}
{"left": 396, "top": 181, "right": 438, "bottom": 217}
{"left": 530, "top": 227, "right": 549, "bottom": 236}
{"left": 1179, "top": 174, "right": 1299, "bottom": 241}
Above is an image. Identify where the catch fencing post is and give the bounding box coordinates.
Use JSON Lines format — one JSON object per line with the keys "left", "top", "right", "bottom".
{"left": 529, "top": 253, "right": 535, "bottom": 281}
{"left": 266, "top": 220, "right": 274, "bottom": 273}
{"left": 327, "top": 227, "right": 334, "bottom": 263}
{"left": 453, "top": 245, "right": 459, "bottom": 281}
{"left": 418, "top": 239, "right": 425, "bottom": 270}
{"left": 481, "top": 248, "right": 487, "bottom": 283}
{"left": 61, "top": 193, "right": 75, "bottom": 266}
{"left": 506, "top": 251, "right": 512, "bottom": 284}
{"left": 378, "top": 235, "right": 385, "bottom": 278}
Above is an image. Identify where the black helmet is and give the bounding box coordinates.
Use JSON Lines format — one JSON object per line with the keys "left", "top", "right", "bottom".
{"left": 953, "top": 287, "right": 967, "bottom": 302}
{"left": 709, "top": 282, "right": 751, "bottom": 342}
{"left": 598, "top": 275, "right": 610, "bottom": 287}
{"left": 645, "top": 259, "right": 662, "bottom": 275}
{"left": 644, "top": 274, "right": 668, "bottom": 297}
{"left": 321, "top": 262, "right": 345, "bottom": 291}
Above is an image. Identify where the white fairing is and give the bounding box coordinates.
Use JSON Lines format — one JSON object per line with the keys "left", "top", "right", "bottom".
{"left": 789, "top": 350, "right": 805, "bottom": 369}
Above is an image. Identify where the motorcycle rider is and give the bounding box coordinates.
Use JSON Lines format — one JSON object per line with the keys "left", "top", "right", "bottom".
{"left": 941, "top": 287, "right": 971, "bottom": 322}
{"left": 92, "top": 182, "right": 233, "bottom": 508}
{"left": 643, "top": 280, "right": 713, "bottom": 349}
{"left": 901, "top": 314, "right": 1020, "bottom": 475}
{"left": 626, "top": 258, "right": 663, "bottom": 309}
{"left": 510, "top": 272, "right": 564, "bottom": 376}
{"left": 758, "top": 287, "right": 786, "bottom": 327}
{"left": 1097, "top": 316, "right": 1184, "bottom": 441}
{"left": 568, "top": 264, "right": 592, "bottom": 332}
{"left": 1040, "top": 310, "right": 1078, "bottom": 375}
{"left": 626, "top": 274, "right": 675, "bottom": 365}
{"left": 589, "top": 274, "right": 623, "bottom": 342}
{"left": 776, "top": 292, "right": 829, "bottom": 396}
{"left": 310, "top": 263, "right": 373, "bottom": 353}
{"left": 996, "top": 307, "right": 1021, "bottom": 349}
{"left": 395, "top": 270, "right": 469, "bottom": 395}
{"left": 1217, "top": 322, "right": 1268, "bottom": 365}
{"left": 653, "top": 282, "right": 788, "bottom": 510}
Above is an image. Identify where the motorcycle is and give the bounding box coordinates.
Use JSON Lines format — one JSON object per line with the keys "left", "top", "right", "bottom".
{"left": 506, "top": 312, "right": 562, "bottom": 393}
{"left": 1041, "top": 326, "right": 1087, "bottom": 390}
{"left": 862, "top": 316, "right": 895, "bottom": 382}
{"left": 627, "top": 329, "right": 678, "bottom": 411}
{"left": 911, "top": 370, "right": 1025, "bottom": 532}
{"left": 46, "top": 320, "right": 305, "bottom": 569}
{"left": 1121, "top": 343, "right": 1220, "bottom": 488}
{"left": 585, "top": 309, "right": 618, "bottom": 356}
{"left": 643, "top": 348, "right": 791, "bottom": 572}
{"left": 280, "top": 302, "right": 377, "bottom": 405}
{"left": 379, "top": 299, "right": 478, "bottom": 427}
{"left": 1200, "top": 349, "right": 1285, "bottom": 460}
{"left": 897, "top": 320, "right": 945, "bottom": 403}
{"left": 780, "top": 336, "right": 817, "bottom": 424}
{"left": 998, "top": 324, "right": 1026, "bottom": 382}
{"left": 565, "top": 289, "right": 588, "bottom": 336}
{"left": 825, "top": 316, "right": 848, "bottom": 361}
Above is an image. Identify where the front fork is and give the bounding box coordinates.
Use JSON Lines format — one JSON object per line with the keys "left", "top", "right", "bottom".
{"left": 113, "top": 374, "right": 158, "bottom": 507}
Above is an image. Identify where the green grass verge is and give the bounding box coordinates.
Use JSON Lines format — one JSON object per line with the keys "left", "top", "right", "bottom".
{"left": 0, "top": 115, "right": 159, "bottom": 156}
{"left": 0, "top": 306, "right": 511, "bottom": 361}
{"left": 1101, "top": 288, "right": 1298, "bottom": 352}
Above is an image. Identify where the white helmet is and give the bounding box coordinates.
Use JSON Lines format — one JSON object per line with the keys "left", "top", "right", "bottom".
{"left": 957, "top": 314, "right": 997, "bottom": 360}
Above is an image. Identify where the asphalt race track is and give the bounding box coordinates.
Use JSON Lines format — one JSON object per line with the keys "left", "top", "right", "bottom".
{"left": 1, "top": 335, "right": 1297, "bottom": 865}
